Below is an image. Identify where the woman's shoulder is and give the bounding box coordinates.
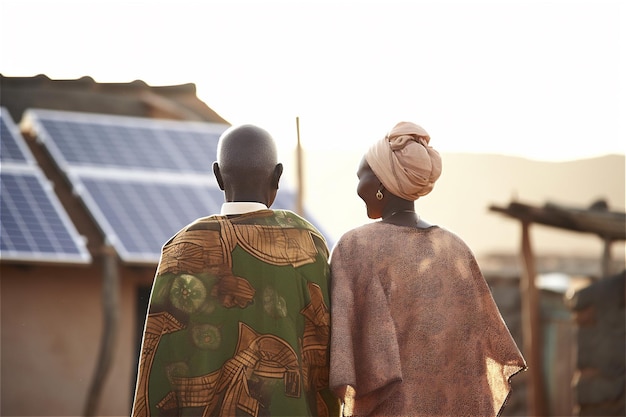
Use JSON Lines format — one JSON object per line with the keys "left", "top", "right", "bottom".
{"left": 337, "top": 221, "right": 384, "bottom": 240}
{"left": 432, "top": 225, "right": 477, "bottom": 257}
{"left": 335, "top": 222, "right": 472, "bottom": 247}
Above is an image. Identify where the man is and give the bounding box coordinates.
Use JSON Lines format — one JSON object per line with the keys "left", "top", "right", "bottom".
{"left": 132, "top": 125, "right": 338, "bottom": 417}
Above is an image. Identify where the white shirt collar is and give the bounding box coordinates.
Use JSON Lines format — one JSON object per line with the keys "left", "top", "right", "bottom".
{"left": 220, "top": 202, "right": 268, "bottom": 216}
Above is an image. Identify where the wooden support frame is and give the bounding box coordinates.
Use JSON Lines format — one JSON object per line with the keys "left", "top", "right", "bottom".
{"left": 520, "top": 221, "right": 548, "bottom": 416}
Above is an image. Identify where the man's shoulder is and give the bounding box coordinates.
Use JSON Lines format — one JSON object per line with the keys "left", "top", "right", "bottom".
{"left": 162, "top": 215, "right": 221, "bottom": 246}
{"left": 225, "top": 209, "right": 322, "bottom": 234}
{"left": 271, "top": 209, "right": 319, "bottom": 230}
{"left": 163, "top": 211, "right": 328, "bottom": 250}
{"left": 184, "top": 215, "right": 222, "bottom": 230}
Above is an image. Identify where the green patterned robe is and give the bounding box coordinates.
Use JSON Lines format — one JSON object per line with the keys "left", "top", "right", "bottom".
{"left": 132, "top": 210, "right": 339, "bottom": 417}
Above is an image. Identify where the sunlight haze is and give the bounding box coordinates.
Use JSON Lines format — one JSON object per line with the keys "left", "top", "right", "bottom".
{"left": 2, "top": 0, "right": 624, "bottom": 162}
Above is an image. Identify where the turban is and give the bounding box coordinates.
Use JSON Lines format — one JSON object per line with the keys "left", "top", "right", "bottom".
{"left": 365, "top": 121, "right": 442, "bottom": 201}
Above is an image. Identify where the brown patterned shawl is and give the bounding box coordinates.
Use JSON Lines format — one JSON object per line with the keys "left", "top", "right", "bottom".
{"left": 329, "top": 222, "right": 526, "bottom": 417}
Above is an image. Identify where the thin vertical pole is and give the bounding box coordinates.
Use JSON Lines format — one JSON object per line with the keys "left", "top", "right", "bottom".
{"left": 601, "top": 237, "right": 612, "bottom": 277}
{"left": 520, "top": 221, "right": 547, "bottom": 416}
{"left": 84, "top": 245, "right": 119, "bottom": 416}
{"left": 295, "top": 117, "right": 304, "bottom": 216}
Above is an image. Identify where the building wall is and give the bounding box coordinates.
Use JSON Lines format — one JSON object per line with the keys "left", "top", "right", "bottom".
{"left": 1, "top": 262, "right": 154, "bottom": 416}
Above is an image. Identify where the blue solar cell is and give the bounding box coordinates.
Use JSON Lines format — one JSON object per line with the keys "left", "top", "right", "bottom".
{"left": 0, "top": 171, "right": 90, "bottom": 263}
{"left": 28, "top": 110, "right": 223, "bottom": 173}
{"left": 79, "top": 177, "right": 225, "bottom": 263}
{"left": 1, "top": 108, "right": 33, "bottom": 163}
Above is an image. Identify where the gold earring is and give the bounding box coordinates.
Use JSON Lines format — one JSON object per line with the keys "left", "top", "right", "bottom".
{"left": 376, "top": 189, "right": 384, "bottom": 200}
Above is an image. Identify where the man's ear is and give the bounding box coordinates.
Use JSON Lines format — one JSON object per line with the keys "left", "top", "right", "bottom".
{"left": 213, "top": 162, "right": 225, "bottom": 190}
{"left": 271, "top": 163, "right": 283, "bottom": 190}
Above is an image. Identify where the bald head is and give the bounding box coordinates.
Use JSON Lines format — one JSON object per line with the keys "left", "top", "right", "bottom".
{"left": 216, "top": 124, "right": 278, "bottom": 170}
{"left": 213, "top": 124, "right": 283, "bottom": 206}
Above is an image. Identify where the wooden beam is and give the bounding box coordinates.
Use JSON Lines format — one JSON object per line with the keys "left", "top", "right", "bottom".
{"left": 520, "top": 221, "right": 548, "bottom": 416}
{"left": 490, "top": 202, "right": 626, "bottom": 241}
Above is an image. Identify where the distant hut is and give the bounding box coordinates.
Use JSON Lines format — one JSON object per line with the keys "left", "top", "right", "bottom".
{"left": 490, "top": 199, "right": 626, "bottom": 416}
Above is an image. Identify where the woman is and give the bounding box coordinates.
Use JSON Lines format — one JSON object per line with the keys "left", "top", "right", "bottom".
{"left": 329, "top": 121, "right": 526, "bottom": 417}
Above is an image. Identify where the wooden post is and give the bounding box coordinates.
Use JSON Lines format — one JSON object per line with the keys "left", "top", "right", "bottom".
{"left": 601, "top": 237, "right": 612, "bottom": 277}
{"left": 295, "top": 117, "right": 304, "bottom": 216}
{"left": 84, "top": 245, "right": 120, "bottom": 416}
{"left": 520, "top": 221, "right": 548, "bottom": 416}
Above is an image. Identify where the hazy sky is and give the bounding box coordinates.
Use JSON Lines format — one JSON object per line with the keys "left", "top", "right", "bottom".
{"left": 2, "top": 0, "right": 624, "bottom": 161}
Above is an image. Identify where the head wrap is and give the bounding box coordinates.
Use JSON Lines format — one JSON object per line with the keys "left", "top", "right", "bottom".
{"left": 365, "top": 121, "right": 442, "bottom": 201}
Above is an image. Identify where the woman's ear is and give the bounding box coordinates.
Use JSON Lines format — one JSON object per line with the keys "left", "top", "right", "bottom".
{"left": 213, "top": 162, "right": 225, "bottom": 190}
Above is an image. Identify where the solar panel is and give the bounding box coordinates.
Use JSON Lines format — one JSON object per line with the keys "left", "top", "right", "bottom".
{"left": 20, "top": 110, "right": 219, "bottom": 263}
{"left": 23, "top": 109, "right": 221, "bottom": 173}
{"left": 1, "top": 107, "right": 35, "bottom": 164}
{"left": 0, "top": 108, "right": 91, "bottom": 264}
{"left": 0, "top": 171, "right": 91, "bottom": 263}
{"left": 22, "top": 109, "right": 327, "bottom": 264}
{"left": 77, "top": 176, "right": 225, "bottom": 263}
{"left": 77, "top": 175, "right": 299, "bottom": 264}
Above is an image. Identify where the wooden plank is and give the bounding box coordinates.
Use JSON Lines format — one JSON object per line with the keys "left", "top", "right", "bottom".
{"left": 490, "top": 202, "right": 625, "bottom": 241}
